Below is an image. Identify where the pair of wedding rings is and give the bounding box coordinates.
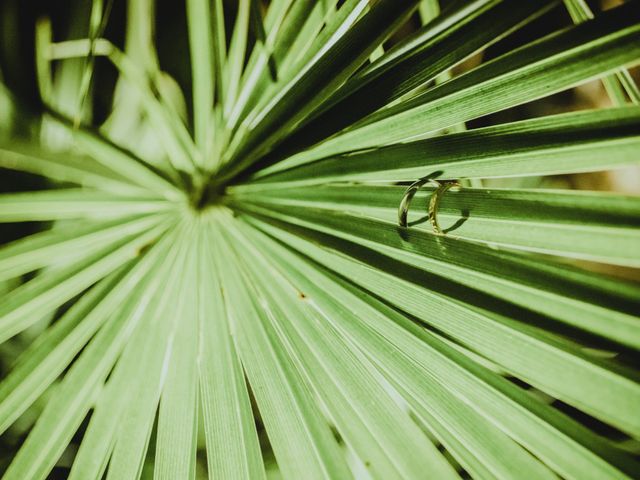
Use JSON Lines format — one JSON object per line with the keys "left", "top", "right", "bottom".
{"left": 398, "top": 177, "right": 461, "bottom": 235}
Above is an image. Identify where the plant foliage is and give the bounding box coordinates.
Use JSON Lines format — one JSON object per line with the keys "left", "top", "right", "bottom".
{"left": 0, "top": 0, "right": 639, "bottom": 478}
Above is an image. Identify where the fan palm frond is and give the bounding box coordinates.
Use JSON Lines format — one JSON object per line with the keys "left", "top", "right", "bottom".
{"left": 0, "top": 0, "right": 639, "bottom": 478}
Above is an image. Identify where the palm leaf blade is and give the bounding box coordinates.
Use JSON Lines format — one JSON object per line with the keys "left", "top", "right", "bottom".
{"left": 1, "top": 1, "right": 639, "bottom": 478}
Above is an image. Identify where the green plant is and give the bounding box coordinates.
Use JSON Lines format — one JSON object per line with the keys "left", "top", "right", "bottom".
{"left": 0, "top": 0, "right": 639, "bottom": 478}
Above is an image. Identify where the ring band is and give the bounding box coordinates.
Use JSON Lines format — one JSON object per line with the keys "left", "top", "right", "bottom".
{"left": 398, "top": 177, "right": 440, "bottom": 228}
{"left": 428, "top": 180, "right": 460, "bottom": 235}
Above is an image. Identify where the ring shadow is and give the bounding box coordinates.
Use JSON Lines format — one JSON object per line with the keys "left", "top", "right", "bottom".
{"left": 399, "top": 208, "right": 470, "bottom": 241}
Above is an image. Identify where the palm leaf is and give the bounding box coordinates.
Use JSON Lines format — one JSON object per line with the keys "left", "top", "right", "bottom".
{"left": 0, "top": 1, "right": 639, "bottom": 479}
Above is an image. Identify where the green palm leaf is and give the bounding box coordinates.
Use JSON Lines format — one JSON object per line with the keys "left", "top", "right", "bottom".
{"left": 0, "top": 0, "right": 639, "bottom": 479}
